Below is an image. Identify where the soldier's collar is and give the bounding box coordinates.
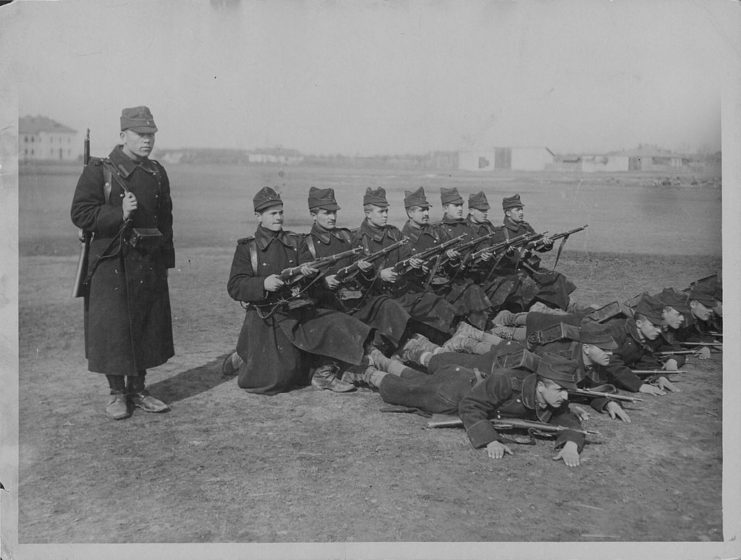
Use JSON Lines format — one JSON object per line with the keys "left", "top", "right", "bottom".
{"left": 503, "top": 217, "right": 521, "bottom": 231}
{"left": 520, "top": 373, "right": 538, "bottom": 409}
{"left": 442, "top": 216, "right": 464, "bottom": 224}
{"left": 361, "top": 219, "right": 388, "bottom": 242}
{"left": 311, "top": 224, "right": 345, "bottom": 245}
{"left": 255, "top": 225, "right": 291, "bottom": 250}
{"left": 109, "top": 145, "right": 155, "bottom": 178}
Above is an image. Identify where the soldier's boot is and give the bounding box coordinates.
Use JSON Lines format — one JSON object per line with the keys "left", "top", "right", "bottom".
{"left": 311, "top": 363, "right": 357, "bottom": 393}
{"left": 442, "top": 327, "right": 503, "bottom": 354}
{"left": 368, "top": 347, "right": 408, "bottom": 376}
{"left": 341, "top": 365, "right": 389, "bottom": 391}
{"left": 127, "top": 372, "right": 170, "bottom": 413}
{"left": 398, "top": 334, "right": 441, "bottom": 366}
{"left": 492, "top": 309, "right": 528, "bottom": 327}
{"left": 105, "top": 375, "right": 131, "bottom": 420}
{"left": 222, "top": 351, "right": 243, "bottom": 376}
{"left": 488, "top": 324, "right": 527, "bottom": 342}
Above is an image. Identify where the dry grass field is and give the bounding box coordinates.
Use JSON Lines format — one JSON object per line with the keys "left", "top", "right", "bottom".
{"left": 17, "top": 162, "right": 722, "bottom": 543}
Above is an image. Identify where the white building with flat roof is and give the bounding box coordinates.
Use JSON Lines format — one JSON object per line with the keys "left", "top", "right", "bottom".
{"left": 19, "top": 115, "right": 79, "bottom": 161}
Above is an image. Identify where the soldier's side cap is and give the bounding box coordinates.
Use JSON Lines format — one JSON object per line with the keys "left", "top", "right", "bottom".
{"left": 254, "top": 186, "right": 283, "bottom": 213}
{"left": 634, "top": 293, "right": 665, "bottom": 326}
{"left": 468, "top": 191, "right": 490, "bottom": 211}
{"left": 502, "top": 193, "right": 524, "bottom": 210}
{"left": 535, "top": 352, "right": 578, "bottom": 391}
{"left": 404, "top": 187, "right": 431, "bottom": 209}
{"left": 363, "top": 187, "right": 389, "bottom": 208}
{"left": 120, "top": 106, "right": 158, "bottom": 133}
{"left": 579, "top": 322, "right": 618, "bottom": 350}
{"left": 655, "top": 288, "right": 690, "bottom": 314}
{"left": 308, "top": 186, "right": 340, "bottom": 211}
{"left": 689, "top": 283, "right": 718, "bottom": 308}
{"left": 440, "top": 187, "right": 463, "bottom": 205}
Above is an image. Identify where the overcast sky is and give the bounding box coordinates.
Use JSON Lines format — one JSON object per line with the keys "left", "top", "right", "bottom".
{"left": 2, "top": 0, "right": 734, "bottom": 155}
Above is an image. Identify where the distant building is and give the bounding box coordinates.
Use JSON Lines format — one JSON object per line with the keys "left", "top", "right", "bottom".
{"left": 247, "top": 146, "right": 304, "bottom": 165}
{"left": 19, "top": 115, "right": 79, "bottom": 161}
{"left": 607, "top": 146, "right": 692, "bottom": 171}
{"left": 458, "top": 147, "right": 554, "bottom": 171}
{"left": 580, "top": 154, "right": 630, "bottom": 173}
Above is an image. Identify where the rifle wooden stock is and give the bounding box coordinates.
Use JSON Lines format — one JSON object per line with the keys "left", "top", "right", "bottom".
{"left": 72, "top": 129, "right": 91, "bottom": 299}
{"left": 426, "top": 413, "right": 599, "bottom": 436}
{"left": 570, "top": 389, "right": 642, "bottom": 403}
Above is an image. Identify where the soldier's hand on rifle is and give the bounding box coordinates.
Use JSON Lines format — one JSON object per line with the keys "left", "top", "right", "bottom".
{"left": 540, "top": 236, "right": 554, "bottom": 251}
{"left": 380, "top": 267, "right": 398, "bottom": 283}
{"left": 638, "top": 383, "right": 666, "bottom": 396}
{"left": 122, "top": 192, "right": 137, "bottom": 220}
{"left": 695, "top": 347, "right": 711, "bottom": 360}
{"left": 479, "top": 249, "right": 494, "bottom": 262}
{"left": 264, "top": 274, "right": 285, "bottom": 292}
{"left": 552, "top": 441, "right": 580, "bottom": 468}
{"left": 663, "top": 358, "right": 679, "bottom": 371}
{"left": 655, "top": 376, "right": 679, "bottom": 393}
{"left": 299, "top": 264, "right": 319, "bottom": 277}
{"left": 606, "top": 401, "right": 631, "bottom": 423}
{"left": 357, "top": 259, "right": 373, "bottom": 273}
{"left": 324, "top": 274, "right": 340, "bottom": 290}
{"left": 486, "top": 440, "right": 513, "bottom": 459}
{"left": 445, "top": 249, "right": 460, "bottom": 260}
{"left": 408, "top": 257, "right": 423, "bottom": 269}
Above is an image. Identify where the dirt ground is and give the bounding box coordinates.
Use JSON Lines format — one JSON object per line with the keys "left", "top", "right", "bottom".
{"left": 17, "top": 248, "right": 722, "bottom": 543}
{"left": 13, "top": 163, "right": 724, "bottom": 545}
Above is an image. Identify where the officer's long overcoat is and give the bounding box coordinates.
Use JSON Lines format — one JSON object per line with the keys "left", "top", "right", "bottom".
{"left": 70, "top": 146, "right": 175, "bottom": 375}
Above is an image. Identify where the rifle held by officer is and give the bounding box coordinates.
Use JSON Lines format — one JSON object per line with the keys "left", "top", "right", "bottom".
{"left": 426, "top": 413, "right": 600, "bottom": 437}
{"left": 335, "top": 238, "right": 409, "bottom": 281}
{"left": 278, "top": 246, "right": 363, "bottom": 283}
{"left": 71, "top": 129, "right": 92, "bottom": 298}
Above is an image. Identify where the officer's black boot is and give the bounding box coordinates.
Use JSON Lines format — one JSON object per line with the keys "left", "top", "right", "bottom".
{"left": 105, "top": 375, "right": 131, "bottom": 420}
{"left": 127, "top": 371, "right": 170, "bottom": 413}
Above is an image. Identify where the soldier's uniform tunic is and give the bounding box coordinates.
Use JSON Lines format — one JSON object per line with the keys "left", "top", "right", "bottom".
{"left": 70, "top": 145, "right": 174, "bottom": 376}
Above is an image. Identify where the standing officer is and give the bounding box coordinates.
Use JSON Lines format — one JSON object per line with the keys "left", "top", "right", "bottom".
{"left": 70, "top": 106, "right": 173, "bottom": 420}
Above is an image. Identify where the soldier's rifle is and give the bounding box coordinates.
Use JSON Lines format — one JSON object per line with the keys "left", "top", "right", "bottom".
{"left": 532, "top": 224, "right": 588, "bottom": 269}
{"left": 470, "top": 231, "right": 543, "bottom": 265}
{"left": 679, "top": 341, "right": 722, "bottom": 349}
{"left": 426, "top": 413, "right": 600, "bottom": 437}
{"left": 390, "top": 234, "right": 466, "bottom": 275}
{"left": 482, "top": 231, "right": 546, "bottom": 284}
{"left": 335, "top": 237, "right": 409, "bottom": 282}
{"left": 277, "top": 246, "right": 363, "bottom": 284}
{"left": 630, "top": 370, "right": 687, "bottom": 382}
{"left": 569, "top": 388, "right": 642, "bottom": 403}
{"left": 71, "top": 129, "right": 91, "bottom": 298}
{"left": 656, "top": 350, "right": 706, "bottom": 356}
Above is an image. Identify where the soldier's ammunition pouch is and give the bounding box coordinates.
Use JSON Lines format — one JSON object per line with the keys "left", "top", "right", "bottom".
{"left": 128, "top": 227, "right": 163, "bottom": 252}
